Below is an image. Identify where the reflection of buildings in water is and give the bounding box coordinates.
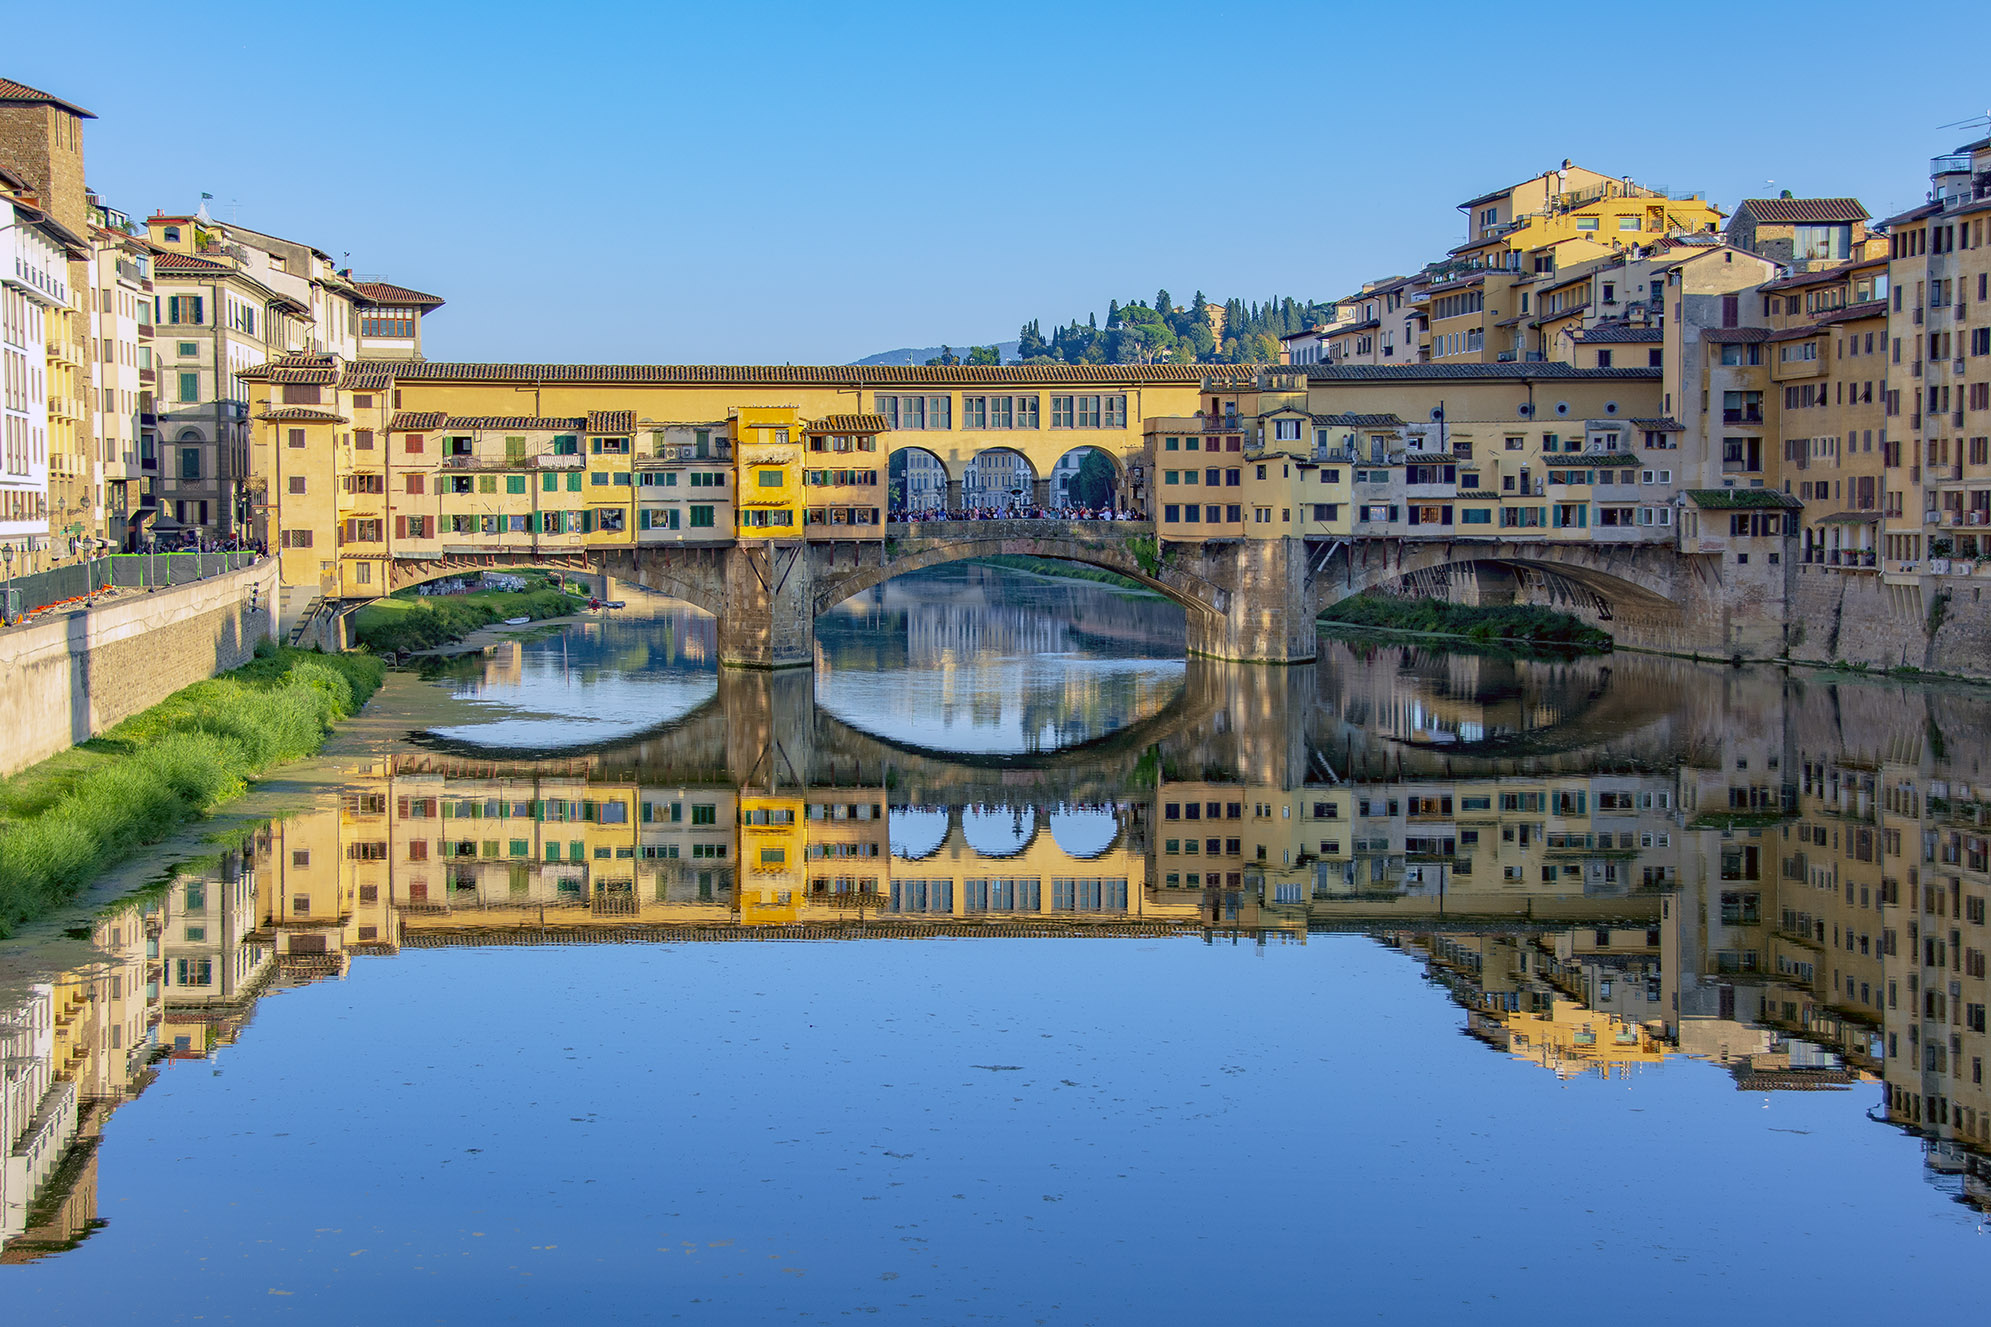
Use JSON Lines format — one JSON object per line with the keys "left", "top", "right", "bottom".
{"left": 0, "top": 834, "right": 266, "bottom": 1260}
{"left": 11, "top": 651, "right": 1991, "bottom": 1258}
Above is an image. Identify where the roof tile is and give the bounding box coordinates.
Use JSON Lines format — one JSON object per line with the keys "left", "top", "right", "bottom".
{"left": 1736, "top": 197, "right": 1868, "bottom": 224}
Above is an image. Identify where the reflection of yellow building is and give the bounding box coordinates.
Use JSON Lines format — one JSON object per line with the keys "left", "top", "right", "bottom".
{"left": 1491, "top": 999, "right": 1669, "bottom": 1079}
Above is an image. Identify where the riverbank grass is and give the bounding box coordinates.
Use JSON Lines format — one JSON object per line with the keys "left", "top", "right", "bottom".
{"left": 0, "top": 645, "right": 385, "bottom": 937}
{"left": 351, "top": 573, "right": 586, "bottom": 654}
{"left": 1320, "top": 594, "right": 1613, "bottom": 649}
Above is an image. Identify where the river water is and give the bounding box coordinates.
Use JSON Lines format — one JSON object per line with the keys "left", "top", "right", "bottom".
{"left": 3, "top": 563, "right": 1988, "bottom": 1323}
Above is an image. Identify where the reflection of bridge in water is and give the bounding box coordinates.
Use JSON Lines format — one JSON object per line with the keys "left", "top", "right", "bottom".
{"left": 15, "top": 650, "right": 1991, "bottom": 1258}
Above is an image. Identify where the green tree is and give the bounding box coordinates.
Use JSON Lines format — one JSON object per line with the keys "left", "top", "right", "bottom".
{"left": 967, "top": 345, "right": 1000, "bottom": 365}
{"left": 1074, "top": 449, "right": 1116, "bottom": 508}
{"left": 924, "top": 345, "right": 960, "bottom": 366}
{"left": 1155, "top": 288, "right": 1172, "bottom": 317}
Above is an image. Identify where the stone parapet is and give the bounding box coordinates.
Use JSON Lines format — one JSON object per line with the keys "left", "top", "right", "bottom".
{"left": 0, "top": 560, "right": 279, "bottom": 778}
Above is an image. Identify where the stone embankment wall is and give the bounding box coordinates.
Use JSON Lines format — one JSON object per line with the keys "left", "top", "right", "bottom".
{"left": 1786, "top": 564, "right": 1991, "bottom": 680}
{"left": 0, "top": 560, "right": 279, "bottom": 778}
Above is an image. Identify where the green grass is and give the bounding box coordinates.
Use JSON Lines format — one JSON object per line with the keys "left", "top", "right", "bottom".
{"left": 1319, "top": 594, "right": 1613, "bottom": 649}
{"left": 0, "top": 645, "right": 385, "bottom": 937}
{"left": 351, "top": 574, "right": 586, "bottom": 654}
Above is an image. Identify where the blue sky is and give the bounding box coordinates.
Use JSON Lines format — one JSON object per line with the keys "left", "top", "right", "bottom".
{"left": 12, "top": 0, "right": 1983, "bottom": 364}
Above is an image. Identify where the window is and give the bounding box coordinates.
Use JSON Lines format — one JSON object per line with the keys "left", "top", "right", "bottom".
{"left": 1049, "top": 395, "right": 1128, "bottom": 429}
{"left": 875, "top": 395, "right": 951, "bottom": 430}
{"left": 689, "top": 505, "right": 715, "bottom": 527}
{"left": 361, "top": 307, "right": 416, "bottom": 339}
{"left": 960, "top": 395, "right": 1038, "bottom": 429}
{"left": 177, "top": 371, "right": 200, "bottom": 402}
{"left": 179, "top": 446, "right": 201, "bottom": 480}
{"left": 1273, "top": 418, "right": 1300, "bottom": 441}
{"left": 288, "top": 475, "right": 306, "bottom": 494}
{"left": 756, "top": 469, "right": 784, "bottom": 487}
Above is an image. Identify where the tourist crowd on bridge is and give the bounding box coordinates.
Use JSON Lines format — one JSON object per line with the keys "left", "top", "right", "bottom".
{"left": 888, "top": 504, "right": 1146, "bottom": 524}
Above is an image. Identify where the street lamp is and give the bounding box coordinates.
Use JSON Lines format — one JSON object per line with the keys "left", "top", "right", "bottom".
{"left": 2, "top": 543, "right": 13, "bottom": 627}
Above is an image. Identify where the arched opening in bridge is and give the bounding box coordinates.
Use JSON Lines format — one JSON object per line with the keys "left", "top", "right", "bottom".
{"left": 1047, "top": 804, "right": 1121, "bottom": 858}
{"left": 887, "top": 806, "right": 950, "bottom": 859}
{"left": 960, "top": 804, "right": 1038, "bottom": 857}
{"left": 961, "top": 447, "right": 1038, "bottom": 515}
{"left": 814, "top": 560, "right": 1187, "bottom": 758}
{"left": 888, "top": 445, "right": 950, "bottom": 516}
{"left": 1046, "top": 445, "right": 1120, "bottom": 513}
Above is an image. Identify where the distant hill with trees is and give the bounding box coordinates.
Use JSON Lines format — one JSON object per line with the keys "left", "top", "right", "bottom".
{"left": 849, "top": 291, "right": 1335, "bottom": 368}
{"left": 852, "top": 341, "right": 1020, "bottom": 367}
{"left": 1018, "top": 291, "right": 1334, "bottom": 366}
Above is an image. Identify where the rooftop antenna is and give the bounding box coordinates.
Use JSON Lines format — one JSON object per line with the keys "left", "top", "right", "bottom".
{"left": 1933, "top": 110, "right": 1990, "bottom": 131}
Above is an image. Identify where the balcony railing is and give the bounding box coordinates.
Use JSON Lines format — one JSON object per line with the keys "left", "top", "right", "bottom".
{"left": 1931, "top": 153, "right": 1973, "bottom": 175}
{"left": 1722, "top": 409, "right": 1764, "bottom": 424}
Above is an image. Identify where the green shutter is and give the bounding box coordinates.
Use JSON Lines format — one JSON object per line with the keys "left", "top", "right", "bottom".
{"left": 542, "top": 472, "right": 557, "bottom": 492}
{"left": 567, "top": 472, "right": 582, "bottom": 492}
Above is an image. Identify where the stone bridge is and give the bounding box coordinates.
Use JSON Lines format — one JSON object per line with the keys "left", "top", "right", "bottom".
{"left": 374, "top": 521, "right": 1781, "bottom": 667}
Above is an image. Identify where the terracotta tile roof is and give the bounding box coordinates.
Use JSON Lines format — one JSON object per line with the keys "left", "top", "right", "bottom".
{"left": 1812, "top": 298, "right": 1888, "bottom": 326}
{"left": 585, "top": 409, "right": 635, "bottom": 434}
{"left": 389, "top": 411, "right": 446, "bottom": 431}
{"left": 353, "top": 281, "right": 445, "bottom": 309}
{"left": 1302, "top": 363, "right": 1661, "bottom": 382}
{"left": 340, "top": 364, "right": 395, "bottom": 391}
{"left": 1327, "top": 319, "right": 1382, "bottom": 336}
{"left": 1769, "top": 325, "right": 1826, "bottom": 343}
{"left": 152, "top": 251, "right": 233, "bottom": 273}
{"left": 255, "top": 407, "right": 347, "bottom": 423}
{"left": 0, "top": 77, "right": 95, "bottom": 118}
{"left": 1702, "top": 328, "right": 1770, "bottom": 344}
{"left": 1757, "top": 258, "right": 1887, "bottom": 292}
{"left": 266, "top": 354, "right": 338, "bottom": 385}
{"left": 1686, "top": 488, "right": 1801, "bottom": 510}
{"left": 1631, "top": 417, "right": 1684, "bottom": 431}
{"left": 346, "top": 361, "right": 1242, "bottom": 386}
{"left": 1314, "top": 413, "right": 1405, "bottom": 428}
{"left": 807, "top": 414, "right": 889, "bottom": 434}
{"left": 1736, "top": 197, "right": 1868, "bottom": 224}
{"left": 440, "top": 416, "right": 586, "bottom": 431}
{"left": 1575, "top": 322, "right": 1662, "bottom": 343}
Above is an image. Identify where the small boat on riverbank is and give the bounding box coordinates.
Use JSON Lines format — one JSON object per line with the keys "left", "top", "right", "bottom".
{"left": 503, "top": 616, "right": 531, "bottom": 625}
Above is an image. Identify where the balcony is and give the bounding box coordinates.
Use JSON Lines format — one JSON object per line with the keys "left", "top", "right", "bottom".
{"left": 1722, "top": 409, "right": 1764, "bottom": 425}
{"left": 1931, "top": 153, "right": 1973, "bottom": 175}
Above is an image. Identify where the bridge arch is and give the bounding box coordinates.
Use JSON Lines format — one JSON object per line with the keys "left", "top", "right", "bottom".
{"left": 378, "top": 548, "right": 731, "bottom": 621}
{"left": 1310, "top": 540, "right": 1689, "bottom": 630}
{"left": 812, "top": 525, "right": 1225, "bottom": 625}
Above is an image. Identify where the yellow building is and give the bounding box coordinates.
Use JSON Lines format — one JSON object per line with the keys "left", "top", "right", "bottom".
{"left": 1438, "top": 162, "right": 1725, "bottom": 365}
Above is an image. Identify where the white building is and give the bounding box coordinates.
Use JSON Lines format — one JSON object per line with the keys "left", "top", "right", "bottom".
{"left": 1, "top": 172, "right": 68, "bottom": 555}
